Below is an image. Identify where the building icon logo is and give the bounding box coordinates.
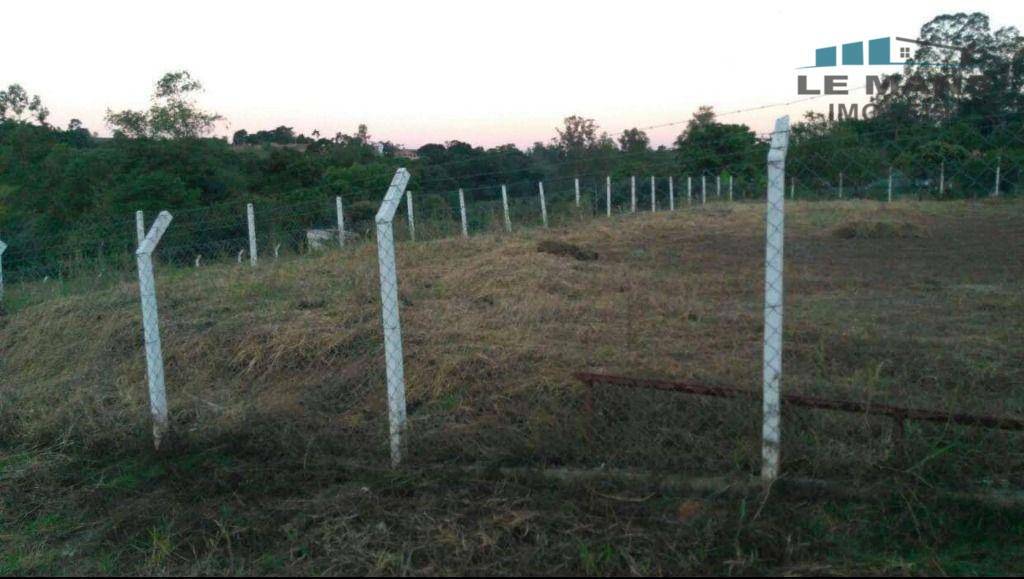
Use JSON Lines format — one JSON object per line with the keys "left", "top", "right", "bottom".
{"left": 804, "top": 37, "right": 913, "bottom": 68}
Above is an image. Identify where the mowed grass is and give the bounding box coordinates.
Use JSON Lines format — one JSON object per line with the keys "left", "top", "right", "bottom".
{"left": 1, "top": 199, "right": 1023, "bottom": 575}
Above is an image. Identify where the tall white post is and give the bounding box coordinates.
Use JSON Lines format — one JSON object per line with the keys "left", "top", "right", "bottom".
{"left": 669, "top": 176, "right": 675, "bottom": 211}
{"left": 136, "top": 211, "right": 173, "bottom": 450}
{"left": 406, "top": 191, "right": 416, "bottom": 241}
{"left": 762, "top": 116, "right": 790, "bottom": 482}
{"left": 501, "top": 184, "right": 512, "bottom": 232}
{"left": 838, "top": 172, "right": 844, "bottom": 199}
{"left": 630, "top": 176, "right": 637, "bottom": 213}
{"left": 994, "top": 155, "right": 1002, "bottom": 197}
{"left": 888, "top": 166, "right": 893, "bottom": 202}
{"left": 135, "top": 211, "right": 145, "bottom": 246}
{"left": 538, "top": 181, "right": 548, "bottom": 227}
{"left": 336, "top": 196, "right": 346, "bottom": 248}
{"left": 0, "top": 239, "right": 6, "bottom": 302}
{"left": 701, "top": 175, "right": 707, "bottom": 205}
{"left": 716, "top": 175, "right": 721, "bottom": 198}
{"left": 939, "top": 161, "right": 945, "bottom": 197}
{"left": 650, "top": 176, "right": 656, "bottom": 212}
{"left": 374, "top": 169, "right": 412, "bottom": 466}
{"left": 606, "top": 176, "right": 612, "bottom": 217}
{"left": 574, "top": 177, "right": 581, "bottom": 207}
{"left": 246, "top": 203, "right": 257, "bottom": 267}
{"left": 729, "top": 175, "right": 734, "bottom": 202}
{"left": 458, "top": 188, "right": 468, "bottom": 238}
{"left": 687, "top": 176, "right": 693, "bottom": 204}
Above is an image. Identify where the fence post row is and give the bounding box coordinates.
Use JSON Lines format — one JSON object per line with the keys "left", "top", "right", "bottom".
{"left": 374, "top": 168, "right": 412, "bottom": 467}
{"left": 336, "top": 196, "right": 346, "bottom": 248}
{"left": 762, "top": 115, "right": 790, "bottom": 482}
{"left": 538, "top": 181, "right": 548, "bottom": 227}
{"left": 406, "top": 191, "right": 416, "bottom": 241}
{"left": 246, "top": 203, "right": 257, "bottom": 267}
{"left": 135, "top": 211, "right": 173, "bottom": 450}
{"left": 458, "top": 188, "right": 468, "bottom": 238}
{"left": 0, "top": 239, "right": 6, "bottom": 302}
{"left": 501, "top": 184, "right": 512, "bottom": 232}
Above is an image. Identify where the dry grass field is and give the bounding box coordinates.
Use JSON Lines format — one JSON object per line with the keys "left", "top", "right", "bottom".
{"left": 2, "top": 199, "right": 1023, "bottom": 574}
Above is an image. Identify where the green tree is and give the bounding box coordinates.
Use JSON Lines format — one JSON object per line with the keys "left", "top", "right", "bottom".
{"left": 105, "top": 70, "right": 223, "bottom": 139}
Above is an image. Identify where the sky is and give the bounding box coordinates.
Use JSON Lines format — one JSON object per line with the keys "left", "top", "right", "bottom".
{"left": 2, "top": 1, "right": 1021, "bottom": 149}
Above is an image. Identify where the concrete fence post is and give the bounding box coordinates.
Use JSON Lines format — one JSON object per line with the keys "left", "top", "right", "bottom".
{"left": 729, "top": 175, "right": 734, "bottom": 202}
{"left": 501, "top": 184, "right": 512, "bottom": 232}
{"left": 650, "top": 176, "right": 656, "bottom": 212}
{"left": 538, "top": 181, "right": 548, "bottom": 227}
{"left": 574, "top": 177, "right": 581, "bottom": 207}
{"left": 0, "top": 239, "right": 6, "bottom": 302}
{"left": 887, "top": 166, "right": 894, "bottom": 202}
{"left": 669, "top": 176, "right": 675, "bottom": 211}
{"left": 838, "top": 172, "right": 844, "bottom": 199}
{"left": 136, "top": 211, "right": 173, "bottom": 450}
{"left": 939, "top": 160, "right": 946, "bottom": 197}
{"left": 701, "top": 175, "right": 707, "bottom": 205}
{"left": 994, "top": 155, "right": 1002, "bottom": 197}
{"left": 606, "top": 176, "right": 612, "bottom": 217}
{"left": 336, "top": 196, "right": 346, "bottom": 248}
{"left": 716, "top": 174, "right": 721, "bottom": 198}
{"left": 687, "top": 176, "right": 693, "bottom": 204}
{"left": 630, "top": 176, "right": 637, "bottom": 213}
{"left": 135, "top": 211, "right": 145, "bottom": 246}
{"left": 406, "top": 191, "right": 416, "bottom": 241}
{"left": 246, "top": 203, "right": 257, "bottom": 267}
{"left": 458, "top": 188, "right": 468, "bottom": 238}
{"left": 762, "top": 115, "right": 790, "bottom": 482}
{"left": 374, "top": 168, "right": 412, "bottom": 466}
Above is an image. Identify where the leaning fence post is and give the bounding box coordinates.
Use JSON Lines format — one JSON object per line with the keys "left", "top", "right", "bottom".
{"left": 762, "top": 115, "right": 790, "bottom": 482}
{"left": 458, "top": 188, "right": 469, "bottom": 238}
{"left": 538, "top": 181, "right": 548, "bottom": 227}
{"left": 669, "top": 176, "right": 675, "bottom": 211}
{"left": 136, "top": 211, "right": 173, "bottom": 450}
{"left": 0, "top": 239, "right": 6, "bottom": 302}
{"left": 336, "top": 196, "right": 346, "bottom": 248}
{"left": 246, "top": 203, "right": 257, "bottom": 267}
{"left": 630, "top": 176, "right": 637, "bottom": 213}
{"left": 605, "top": 176, "right": 612, "bottom": 217}
{"left": 135, "top": 211, "right": 145, "bottom": 246}
{"left": 574, "top": 177, "right": 581, "bottom": 207}
{"left": 650, "top": 176, "right": 656, "bottom": 212}
{"left": 406, "top": 191, "right": 416, "bottom": 241}
{"left": 374, "top": 168, "right": 412, "bottom": 466}
{"left": 501, "top": 184, "right": 512, "bottom": 232}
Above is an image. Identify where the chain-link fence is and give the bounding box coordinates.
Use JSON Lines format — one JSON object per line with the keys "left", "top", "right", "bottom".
{"left": 1, "top": 112, "right": 1022, "bottom": 491}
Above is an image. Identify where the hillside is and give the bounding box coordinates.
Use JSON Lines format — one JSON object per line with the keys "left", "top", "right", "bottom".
{"left": 2, "top": 200, "right": 1023, "bottom": 574}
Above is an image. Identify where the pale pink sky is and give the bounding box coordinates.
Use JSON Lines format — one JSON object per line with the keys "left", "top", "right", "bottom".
{"left": 3, "top": 1, "right": 1021, "bottom": 148}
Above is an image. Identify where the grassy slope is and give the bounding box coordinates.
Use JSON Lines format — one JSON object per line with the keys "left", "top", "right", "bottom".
{"left": 1, "top": 200, "right": 1023, "bottom": 574}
